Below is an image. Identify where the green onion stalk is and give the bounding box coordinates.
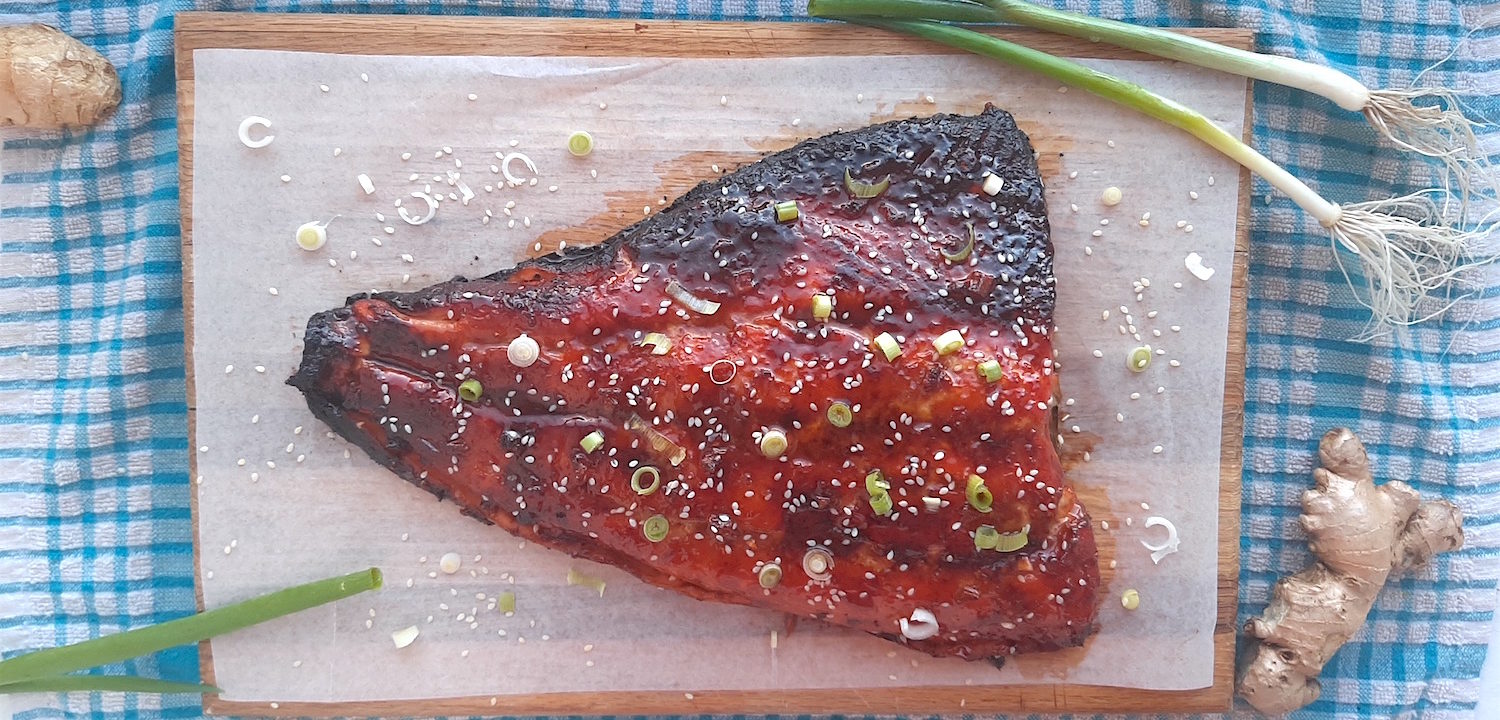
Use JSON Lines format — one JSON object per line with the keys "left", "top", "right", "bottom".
{"left": 0, "top": 568, "right": 381, "bottom": 695}
{"left": 804, "top": 11, "right": 1494, "bottom": 334}
{"left": 809, "top": 0, "right": 1494, "bottom": 212}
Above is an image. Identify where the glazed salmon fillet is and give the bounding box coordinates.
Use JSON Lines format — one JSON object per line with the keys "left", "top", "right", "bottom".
{"left": 290, "top": 106, "right": 1101, "bottom": 661}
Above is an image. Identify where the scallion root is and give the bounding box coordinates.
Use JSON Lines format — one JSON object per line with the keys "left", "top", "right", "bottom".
{"left": 1327, "top": 190, "right": 1497, "bottom": 337}
{"left": 1362, "top": 88, "right": 1496, "bottom": 219}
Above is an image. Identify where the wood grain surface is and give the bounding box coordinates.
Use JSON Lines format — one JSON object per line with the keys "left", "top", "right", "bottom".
{"left": 176, "top": 12, "right": 1250, "bottom": 716}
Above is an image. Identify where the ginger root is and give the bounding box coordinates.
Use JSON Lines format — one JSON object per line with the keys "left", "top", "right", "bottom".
{"left": 0, "top": 25, "right": 121, "bottom": 129}
{"left": 1236, "top": 428, "right": 1463, "bottom": 715}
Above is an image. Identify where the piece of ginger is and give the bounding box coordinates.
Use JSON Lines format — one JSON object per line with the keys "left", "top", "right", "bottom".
{"left": 0, "top": 25, "right": 121, "bottom": 129}
{"left": 1236, "top": 428, "right": 1464, "bottom": 715}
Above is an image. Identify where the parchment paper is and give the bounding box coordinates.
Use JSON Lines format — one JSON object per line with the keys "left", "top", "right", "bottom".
{"left": 190, "top": 48, "right": 1242, "bottom": 702}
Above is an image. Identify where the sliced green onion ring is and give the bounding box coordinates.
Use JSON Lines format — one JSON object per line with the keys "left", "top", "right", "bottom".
{"left": 872, "top": 332, "right": 902, "bottom": 361}
{"left": 812, "top": 293, "right": 834, "bottom": 320}
{"left": 844, "top": 168, "right": 892, "bottom": 199}
{"left": 994, "top": 524, "right": 1031, "bottom": 553}
{"left": 457, "top": 378, "right": 483, "bottom": 403}
{"left": 643, "top": 514, "right": 670, "bottom": 543}
{"left": 579, "top": 430, "right": 605, "bottom": 454}
{"left": 497, "top": 591, "right": 517, "bottom": 615}
{"left": 802, "top": 546, "right": 834, "bottom": 582}
{"left": 758, "top": 563, "right": 783, "bottom": 589}
{"left": 567, "top": 130, "right": 594, "bottom": 157}
{"left": 865, "top": 469, "right": 890, "bottom": 495}
{"left": 966, "top": 474, "right": 994, "bottom": 513}
{"left": 630, "top": 465, "right": 662, "bottom": 495}
{"left": 942, "top": 224, "right": 977, "bottom": 263}
{"left": 1128, "top": 346, "right": 1152, "bottom": 372}
{"left": 666, "top": 280, "right": 721, "bottom": 315}
{"left": 868, "top": 490, "right": 893, "bottom": 515}
{"left": 775, "top": 200, "right": 800, "bottom": 223}
{"left": 566, "top": 568, "right": 607, "bottom": 597}
{"left": 977, "top": 359, "right": 1003, "bottom": 383}
{"left": 974, "top": 524, "right": 1000, "bottom": 550}
{"left": 933, "top": 329, "right": 964, "bottom": 356}
{"left": 759, "top": 429, "right": 788, "bottom": 458}
{"left": 640, "top": 332, "right": 673, "bottom": 355}
{"left": 626, "top": 414, "right": 687, "bottom": 466}
{"left": 826, "top": 401, "right": 854, "bottom": 428}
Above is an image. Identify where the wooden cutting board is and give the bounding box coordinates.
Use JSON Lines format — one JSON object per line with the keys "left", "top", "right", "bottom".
{"left": 176, "top": 12, "right": 1247, "bottom": 716}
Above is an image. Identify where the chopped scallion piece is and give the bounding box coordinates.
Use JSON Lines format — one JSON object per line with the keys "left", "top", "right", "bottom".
{"left": 933, "top": 329, "right": 965, "bottom": 356}
{"left": 639, "top": 332, "right": 673, "bottom": 355}
{"left": 868, "top": 490, "right": 893, "bottom": 515}
{"left": 982, "top": 173, "right": 1005, "bottom": 196}
{"left": 864, "top": 469, "right": 889, "bottom": 495}
{"left": 626, "top": 414, "right": 687, "bottom": 466}
{"left": 758, "top": 563, "right": 783, "bottom": 589}
{"left": 1128, "top": 346, "right": 1152, "bottom": 372}
{"left": 994, "top": 524, "right": 1031, "bottom": 553}
{"left": 974, "top": 524, "right": 1000, "bottom": 550}
{"left": 966, "top": 474, "right": 994, "bottom": 513}
{"left": 802, "top": 546, "right": 834, "bottom": 581}
{"left": 566, "top": 568, "right": 606, "bottom": 597}
{"left": 872, "top": 332, "right": 902, "bottom": 361}
{"left": 666, "top": 280, "right": 721, "bottom": 315}
{"left": 844, "top": 168, "right": 892, "bottom": 199}
{"left": 630, "top": 465, "right": 662, "bottom": 495}
{"left": 774, "top": 200, "right": 800, "bottom": 223}
{"left": 567, "top": 130, "right": 594, "bottom": 157}
{"left": 497, "top": 591, "right": 516, "bottom": 615}
{"left": 643, "top": 514, "right": 670, "bottom": 543}
{"left": 977, "top": 359, "right": 1003, "bottom": 383}
{"left": 941, "top": 224, "right": 977, "bottom": 263}
{"left": 457, "top": 378, "right": 483, "bottom": 403}
{"left": 760, "top": 428, "right": 788, "bottom": 458}
{"left": 826, "top": 401, "right": 854, "bottom": 428}
{"left": 812, "top": 293, "right": 834, "bottom": 320}
{"left": 579, "top": 430, "right": 605, "bottom": 454}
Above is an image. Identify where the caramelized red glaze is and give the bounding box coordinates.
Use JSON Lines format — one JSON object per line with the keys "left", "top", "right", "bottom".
{"left": 291, "top": 107, "right": 1100, "bottom": 661}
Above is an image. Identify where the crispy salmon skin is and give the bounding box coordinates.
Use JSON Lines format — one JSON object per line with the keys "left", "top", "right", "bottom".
{"left": 291, "top": 106, "right": 1101, "bottom": 661}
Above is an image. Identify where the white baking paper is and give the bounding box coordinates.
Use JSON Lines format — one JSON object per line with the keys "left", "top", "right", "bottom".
{"left": 190, "top": 47, "right": 1243, "bottom": 703}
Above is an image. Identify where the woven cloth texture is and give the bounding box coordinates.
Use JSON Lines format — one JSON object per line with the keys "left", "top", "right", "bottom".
{"left": 0, "top": 1, "right": 1496, "bottom": 718}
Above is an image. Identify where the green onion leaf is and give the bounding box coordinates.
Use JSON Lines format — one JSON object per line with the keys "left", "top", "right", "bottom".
{"left": 458, "top": 378, "right": 483, "bottom": 403}
{"left": 0, "top": 569, "right": 380, "bottom": 688}
{"left": 974, "top": 525, "right": 1000, "bottom": 550}
{"left": 966, "top": 474, "right": 994, "bottom": 513}
{"left": 826, "top": 401, "right": 854, "bottom": 428}
{"left": 630, "top": 465, "right": 662, "bottom": 495}
{"left": 567, "top": 130, "right": 594, "bottom": 157}
{"left": 977, "top": 359, "right": 1003, "bottom": 383}
{"left": 0, "top": 676, "right": 220, "bottom": 695}
{"left": 580, "top": 430, "right": 605, "bottom": 454}
{"left": 643, "top": 514, "right": 670, "bottom": 543}
{"left": 497, "top": 591, "right": 517, "bottom": 615}
{"left": 844, "top": 168, "right": 892, "bottom": 199}
{"left": 775, "top": 200, "right": 800, "bottom": 223}
{"left": 872, "top": 332, "right": 902, "bottom": 361}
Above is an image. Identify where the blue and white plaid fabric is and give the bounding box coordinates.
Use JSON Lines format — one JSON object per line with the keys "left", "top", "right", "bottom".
{"left": 0, "top": 1, "right": 1495, "bottom": 718}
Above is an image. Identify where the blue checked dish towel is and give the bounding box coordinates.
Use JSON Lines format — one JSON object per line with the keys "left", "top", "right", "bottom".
{"left": 0, "top": 1, "right": 1496, "bottom": 719}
